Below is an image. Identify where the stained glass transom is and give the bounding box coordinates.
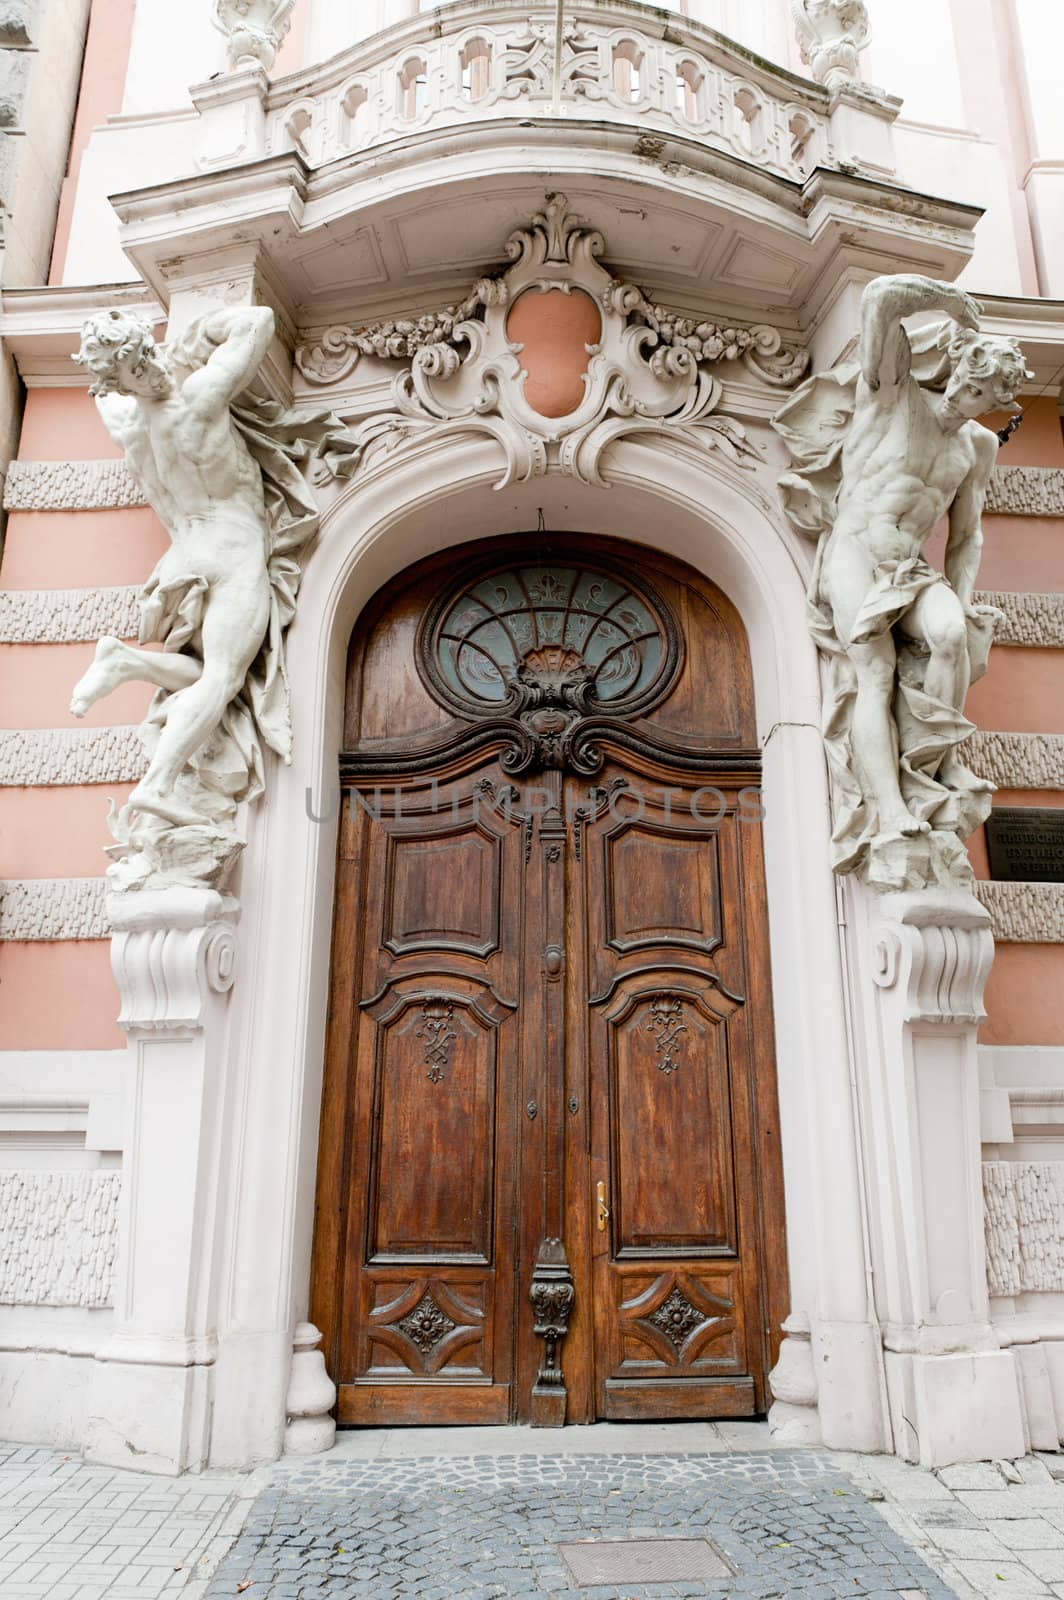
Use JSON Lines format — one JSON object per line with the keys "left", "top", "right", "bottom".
{"left": 432, "top": 566, "right": 669, "bottom": 710}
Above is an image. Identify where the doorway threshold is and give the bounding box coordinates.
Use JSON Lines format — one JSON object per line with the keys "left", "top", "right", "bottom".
{"left": 326, "top": 1418, "right": 787, "bottom": 1462}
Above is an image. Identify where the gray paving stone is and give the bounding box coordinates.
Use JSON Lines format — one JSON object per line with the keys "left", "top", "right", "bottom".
{"left": 195, "top": 1448, "right": 957, "bottom": 1600}
{"left": 997, "top": 1521, "right": 1064, "bottom": 1552}
{"left": 951, "top": 1560, "right": 1051, "bottom": 1596}
{"left": 937, "top": 1463, "right": 1007, "bottom": 1492}
{"left": 11, "top": 1435, "right": 1064, "bottom": 1598}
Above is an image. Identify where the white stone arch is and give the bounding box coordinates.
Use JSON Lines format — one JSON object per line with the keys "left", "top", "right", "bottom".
{"left": 205, "top": 433, "right": 889, "bottom": 1467}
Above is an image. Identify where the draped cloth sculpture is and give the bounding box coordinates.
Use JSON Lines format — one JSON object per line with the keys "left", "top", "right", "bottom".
{"left": 773, "top": 274, "right": 1031, "bottom": 892}
{"left": 70, "top": 306, "right": 356, "bottom": 891}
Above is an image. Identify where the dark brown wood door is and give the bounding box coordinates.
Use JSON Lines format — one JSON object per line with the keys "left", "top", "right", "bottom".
{"left": 324, "top": 766, "right": 527, "bottom": 1425}
{"left": 313, "top": 536, "right": 786, "bottom": 1427}
{"left": 571, "top": 763, "right": 782, "bottom": 1420}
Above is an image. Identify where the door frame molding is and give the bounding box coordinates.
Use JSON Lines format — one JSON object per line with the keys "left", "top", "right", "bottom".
{"left": 211, "top": 432, "right": 889, "bottom": 1461}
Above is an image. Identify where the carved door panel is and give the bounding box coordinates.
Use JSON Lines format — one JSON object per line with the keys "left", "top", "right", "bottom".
{"left": 574, "top": 764, "right": 779, "bottom": 1420}
{"left": 327, "top": 770, "right": 527, "bottom": 1425}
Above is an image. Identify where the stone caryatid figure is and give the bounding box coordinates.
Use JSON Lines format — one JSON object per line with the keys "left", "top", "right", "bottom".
{"left": 773, "top": 274, "right": 1031, "bottom": 892}
{"left": 791, "top": 0, "right": 871, "bottom": 90}
{"left": 70, "top": 305, "right": 354, "bottom": 891}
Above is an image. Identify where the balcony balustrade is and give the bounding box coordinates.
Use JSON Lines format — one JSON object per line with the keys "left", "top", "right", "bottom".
{"left": 256, "top": 0, "right": 888, "bottom": 185}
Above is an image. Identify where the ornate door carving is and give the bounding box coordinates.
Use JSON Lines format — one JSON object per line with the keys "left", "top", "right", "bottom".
{"left": 313, "top": 536, "right": 786, "bottom": 1426}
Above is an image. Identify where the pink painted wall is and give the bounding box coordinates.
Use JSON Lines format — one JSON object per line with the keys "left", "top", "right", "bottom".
{"left": 1, "top": 388, "right": 165, "bottom": 1050}
{"left": 273, "top": 0, "right": 307, "bottom": 75}
{"left": 49, "top": 0, "right": 138, "bottom": 285}
{"left": 967, "top": 396, "right": 1064, "bottom": 1044}
{"left": 0, "top": 784, "right": 136, "bottom": 878}
{"left": 1, "top": 381, "right": 1061, "bottom": 1051}
{"left": 983, "top": 946, "right": 1064, "bottom": 1046}
{"left": 949, "top": 0, "right": 1041, "bottom": 297}
{"left": 506, "top": 289, "right": 603, "bottom": 420}
{"left": 966, "top": 648, "right": 1064, "bottom": 734}
{"left": 0, "top": 943, "right": 126, "bottom": 1050}
{"left": 0, "top": 643, "right": 151, "bottom": 727}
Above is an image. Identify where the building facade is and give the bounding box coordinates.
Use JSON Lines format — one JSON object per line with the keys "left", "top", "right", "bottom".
{"left": 0, "top": 0, "right": 1063, "bottom": 1475}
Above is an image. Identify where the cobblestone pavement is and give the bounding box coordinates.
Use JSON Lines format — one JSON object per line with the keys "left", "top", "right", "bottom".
{"left": 4, "top": 1426, "right": 1064, "bottom": 1600}
{"left": 205, "top": 1444, "right": 953, "bottom": 1599}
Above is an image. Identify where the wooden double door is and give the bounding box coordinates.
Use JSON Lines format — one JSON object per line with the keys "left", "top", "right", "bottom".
{"left": 312, "top": 538, "right": 786, "bottom": 1427}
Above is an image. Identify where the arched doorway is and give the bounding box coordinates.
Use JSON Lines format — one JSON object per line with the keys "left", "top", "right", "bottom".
{"left": 311, "top": 532, "right": 787, "bottom": 1427}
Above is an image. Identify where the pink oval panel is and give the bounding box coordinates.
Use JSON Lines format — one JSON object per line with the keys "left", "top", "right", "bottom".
{"left": 506, "top": 287, "right": 602, "bottom": 419}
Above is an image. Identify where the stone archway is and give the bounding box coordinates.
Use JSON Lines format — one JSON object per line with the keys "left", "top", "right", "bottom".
{"left": 199, "top": 436, "right": 888, "bottom": 1467}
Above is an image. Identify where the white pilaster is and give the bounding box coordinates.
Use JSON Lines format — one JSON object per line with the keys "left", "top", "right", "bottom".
{"left": 857, "top": 887, "right": 1026, "bottom": 1467}
{"left": 1011, "top": 0, "right": 1064, "bottom": 295}
{"left": 762, "top": 724, "right": 889, "bottom": 1454}
{"left": 82, "top": 890, "right": 239, "bottom": 1475}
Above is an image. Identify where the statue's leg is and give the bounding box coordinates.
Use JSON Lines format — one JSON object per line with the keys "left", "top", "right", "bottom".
{"left": 70, "top": 636, "right": 201, "bottom": 717}
{"left": 849, "top": 636, "right": 930, "bottom": 837}
{"left": 904, "top": 583, "right": 987, "bottom": 789}
{"left": 821, "top": 533, "right": 927, "bottom": 839}
{"left": 129, "top": 577, "right": 270, "bottom": 827}
{"left": 905, "top": 581, "right": 970, "bottom": 708}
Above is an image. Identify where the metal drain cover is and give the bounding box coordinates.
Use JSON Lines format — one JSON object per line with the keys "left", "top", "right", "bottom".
{"left": 558, "top": 1537, "right": 734, "bottom": 1586}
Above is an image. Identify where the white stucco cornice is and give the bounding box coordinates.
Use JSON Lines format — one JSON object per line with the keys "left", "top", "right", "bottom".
{"left": 104, "top": 131, "right": 979, "bottom": 341}
{"left": 0, "top": 283, "right": 164, "bottom": 386}
{"left": 974, "top": 293, "right": 1064, "bottom": 395}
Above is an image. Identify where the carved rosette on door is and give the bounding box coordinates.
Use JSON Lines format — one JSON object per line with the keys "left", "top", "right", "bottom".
{"left": 316, "top": 538, "right": 786, "bottom": 1427}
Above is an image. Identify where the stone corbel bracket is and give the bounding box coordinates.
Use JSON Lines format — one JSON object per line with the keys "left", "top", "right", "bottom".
{"left": 871, "top": 890, "right": 995, "bottom": 1026}
{"left": 109, "top": 888, "right": 238, "bottom": 1033}
{"left": 294, "top": 195, "right": 809, "bottom": 490}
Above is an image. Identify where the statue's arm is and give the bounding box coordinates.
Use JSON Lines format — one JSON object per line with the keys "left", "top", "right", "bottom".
{"left": 945, "top": 427, "right": 997, "bottom": 609}
{"left": 184, "top": 305, "right": 275, "bottom": 415}
{"left": 860, "top": 275, "right": 982, "bottom": 393}
{"left": 94, "top": 392, "right": 140, "bottom": 448}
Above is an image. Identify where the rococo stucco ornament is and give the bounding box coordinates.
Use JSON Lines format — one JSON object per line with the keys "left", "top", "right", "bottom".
{"left": 211, "top": 0, "right": 295, "bottom": 73}
{"left": 294, "top": 195, "right": 809, "bottom": 489}
{"left": 70, "top": 305, "right": 356, "bottom": 893}
{"left": 773, "top": 274, "right": 1032, "bottom": 893}
{"left": 791, "top": 0, "right": 870, "bottom": 90}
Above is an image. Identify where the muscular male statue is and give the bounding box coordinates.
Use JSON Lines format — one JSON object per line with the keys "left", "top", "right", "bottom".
{"left": 70, "top": 305, "right": 354, "bottom": 888}
{"left": 774, "top": 274, "right": 1030, "bottom": 890}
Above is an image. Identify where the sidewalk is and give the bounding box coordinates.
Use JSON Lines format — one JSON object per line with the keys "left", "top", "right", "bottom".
{"left": 1, "top": 1423, "right": 1063, "bottom": 1598}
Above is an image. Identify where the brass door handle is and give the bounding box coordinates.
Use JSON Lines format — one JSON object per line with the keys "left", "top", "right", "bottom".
{"left": 596, "top": 1181, "right": 610, "bottom": 1233}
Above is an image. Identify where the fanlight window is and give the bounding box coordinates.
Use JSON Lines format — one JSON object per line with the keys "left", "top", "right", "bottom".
{"left": 420, "top": 563, "right": 680, "bottom": 721}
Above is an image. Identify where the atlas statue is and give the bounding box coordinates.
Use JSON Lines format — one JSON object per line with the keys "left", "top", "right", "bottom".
{"left": 71, "top": 303, "right": 355, "bottom": 890}
{"left": 774, "top": 273, "right": 1031, "bottom": 891}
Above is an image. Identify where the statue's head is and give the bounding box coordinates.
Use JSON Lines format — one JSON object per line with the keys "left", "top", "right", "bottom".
{"left": 945, "top": 328, "right": 1031, "bottom": 419}
{"left": 76, "top": 309, "right": 174, "bottom": 399}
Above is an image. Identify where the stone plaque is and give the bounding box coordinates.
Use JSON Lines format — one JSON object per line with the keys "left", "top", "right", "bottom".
{"left": 558, "top": 1538, "right": 734, "bottom": 1585}
{"left": 985, "top": 808, "right": 1064, "bottom": 883}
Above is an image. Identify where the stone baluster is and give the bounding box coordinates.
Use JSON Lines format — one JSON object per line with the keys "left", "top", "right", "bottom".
{"left": 284, "top": 1323, "right": 337, "bottom": 1455}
